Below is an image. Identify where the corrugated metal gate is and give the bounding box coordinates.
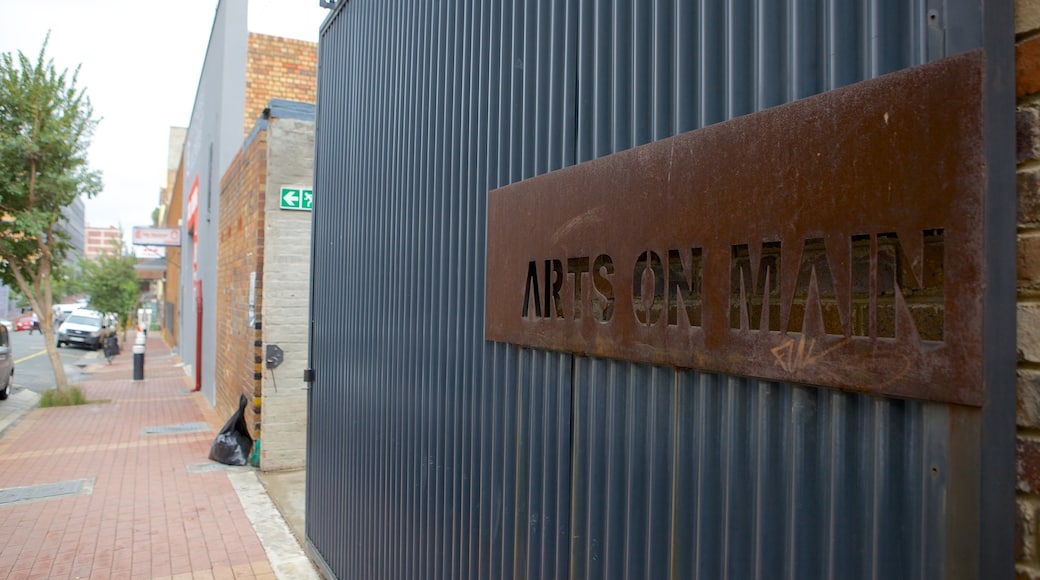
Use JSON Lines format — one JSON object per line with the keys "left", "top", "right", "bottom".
{"left": 307, "top": 1, "right": 1014, "bottom": 578}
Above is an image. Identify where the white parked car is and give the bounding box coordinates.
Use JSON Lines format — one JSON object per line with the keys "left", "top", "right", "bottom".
{"left": 56, "top": 309, "right": 116, "bottom": 350}
{"left": 52, "top": 303, "right": 79, "bottom": 324}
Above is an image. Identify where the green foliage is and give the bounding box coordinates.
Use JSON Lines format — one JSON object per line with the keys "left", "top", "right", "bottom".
{"left": 50, "top": 259, "right": 85, "bottom": 302}
{"left": 39, "top": 386, "right": 87, "bottom": 407}
{"left": 8, "top": 288, "right": 28, "bottom": 309}
{"left": 0, "top": 33, "right": 100, "bottom": 391}
{"left": 0, "top": 34, "right": 102, "bottom": 293}
{"left": 81, "top": 234, "right": 139, "bottom": 331}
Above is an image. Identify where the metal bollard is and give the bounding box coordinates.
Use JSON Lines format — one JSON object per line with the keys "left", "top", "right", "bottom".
{"left": 132, "top": 332, "right": 145, "bottom": 381}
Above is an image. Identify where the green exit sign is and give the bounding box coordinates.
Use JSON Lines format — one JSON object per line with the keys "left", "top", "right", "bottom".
{"left": 280, "top": 187, "right": 313, "bottom": 211}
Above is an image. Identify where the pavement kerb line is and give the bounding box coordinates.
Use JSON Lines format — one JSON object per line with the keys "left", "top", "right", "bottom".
{"left": 227, "top": 469, "right": 320, "bottom": 579}
{"left": 0, "top": 389, "right": 40, "bottom": 438}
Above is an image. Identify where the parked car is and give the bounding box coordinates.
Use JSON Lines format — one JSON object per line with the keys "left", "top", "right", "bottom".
{"left": 0, "top": 324, "right": 13, "bottom": 400}
{"left": 52, "top": 303, "right": 79, "bottom": 325}
{"left": 0, "top": 319, "right": 11, "bottom": 332}
{"left": 13, "top": 314, "right": 33, "bottom": 332}
{"left": 55, "top": 309, "right": 115, "bottom": 350}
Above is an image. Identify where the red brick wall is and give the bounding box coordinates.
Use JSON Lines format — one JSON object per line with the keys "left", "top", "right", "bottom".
{"left": 244, "top": 33, "right": 318, "bottom": 138}
{"left": 215, "top": 130, "right": 268, "bottom": 438}
{"left": 1020, "top": 3, "right": 1040, "bottom": 576}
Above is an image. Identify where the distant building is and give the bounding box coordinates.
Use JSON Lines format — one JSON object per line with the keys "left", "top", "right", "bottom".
{"left": 156, "top": 127, "right": 186, "bottom": 346}
{"left": 63, "top": 197, "right": 86, "bottom": 258}
{"left": 84, "top": 225, "right": 122, "bottom": 259}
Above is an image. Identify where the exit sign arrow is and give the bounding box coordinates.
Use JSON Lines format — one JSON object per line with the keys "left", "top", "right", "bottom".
{"left": 279, "top": 186, "right": 313, "bottom": 211}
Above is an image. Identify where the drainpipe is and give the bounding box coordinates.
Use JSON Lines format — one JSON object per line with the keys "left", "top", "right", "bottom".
{"left": 193, "top": 279, "right": 202, "bottom": 392}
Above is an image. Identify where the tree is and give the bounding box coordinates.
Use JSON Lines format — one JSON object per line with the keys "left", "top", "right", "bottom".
{"left": 0, "top": 35, "right": 102, "bottom": 391}
{"left": 50, "top": 259, "right": 86, "bottom": 303}
{"left": 81, "top": 236, "right": 140, "bottom": 343}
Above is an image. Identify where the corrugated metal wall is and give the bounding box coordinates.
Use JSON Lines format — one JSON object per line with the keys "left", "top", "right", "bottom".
{"left": 308, "top": 1, "right": 988, "bottom": 578}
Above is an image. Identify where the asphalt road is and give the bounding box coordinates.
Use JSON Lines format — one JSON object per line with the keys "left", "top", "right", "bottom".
{"left": 7, "top": 328, "right": 104, "bottom": 393}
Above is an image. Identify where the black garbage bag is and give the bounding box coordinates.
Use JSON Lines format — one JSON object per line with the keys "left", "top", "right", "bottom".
{"left": 103, "top": 335, "right": 119, "bottom": 358}
{"left": 208, "top": 394, "right": 253, "bottom": 466}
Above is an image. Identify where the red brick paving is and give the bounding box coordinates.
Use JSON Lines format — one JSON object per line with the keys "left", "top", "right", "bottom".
{"left": 0, "top": 337, "right": 276, "bottom": 580}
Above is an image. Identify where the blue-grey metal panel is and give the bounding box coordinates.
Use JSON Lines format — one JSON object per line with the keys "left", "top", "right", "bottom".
{"left": 979, "top": 0, "right": 1017, "bottom": 576}
{"left": 568, "top": 3, "right": 973, "bottom": 578}
{"left": 308, "top": 0, "right": 1001, "bottom": 578}
{"left": 308, "top": 0, "right": 574, "bottom": 578}
{"left": 570, "top": 360, "right": 676, "bottom": 579}
{"left": 568, "top": 368, "right": 946, "bottom": 580}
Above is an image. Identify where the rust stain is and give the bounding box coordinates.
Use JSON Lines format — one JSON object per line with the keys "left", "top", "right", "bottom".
{"left": 485, "top": 50, "right": 986, "bottom": 406}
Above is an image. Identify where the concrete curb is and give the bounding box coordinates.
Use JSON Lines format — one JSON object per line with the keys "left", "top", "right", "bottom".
{"left": 0, "top": 388, "right": 40, "bottom": 437}
{"left": 227, "top": 469, "right": 321, "bottom": 579}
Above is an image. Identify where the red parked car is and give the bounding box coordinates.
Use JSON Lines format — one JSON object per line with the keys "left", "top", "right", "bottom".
{"left": 13, "top": 314, "right": 34, "bottom": 332}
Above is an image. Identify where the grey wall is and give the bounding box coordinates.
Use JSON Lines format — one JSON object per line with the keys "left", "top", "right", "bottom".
{"left": 180, "top": 0, "right": 248, "bottom": 403}
{"left": 308, "top": 0, "right": 1010, "bottom": 578}
{"left": 261, "top": 104, "right": 315, "bottom": 471}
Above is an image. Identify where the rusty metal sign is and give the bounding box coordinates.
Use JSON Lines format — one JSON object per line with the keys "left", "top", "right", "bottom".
{"left": 485, "top": 50, "right": 985, "bottom": 406}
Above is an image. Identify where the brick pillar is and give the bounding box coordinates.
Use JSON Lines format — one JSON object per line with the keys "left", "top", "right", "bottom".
{"left": 1018, "top": 2, "right": 1040, "bottom": 577}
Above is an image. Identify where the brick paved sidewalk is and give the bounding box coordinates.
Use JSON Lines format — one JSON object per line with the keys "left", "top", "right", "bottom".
{"left": 0, "top": 337, "right": 283, "bottom": 579}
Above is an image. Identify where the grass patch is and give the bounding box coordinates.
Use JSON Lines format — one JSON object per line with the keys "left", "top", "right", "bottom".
{"left": 38, "top": 387, "right": 88, "bottom": 408}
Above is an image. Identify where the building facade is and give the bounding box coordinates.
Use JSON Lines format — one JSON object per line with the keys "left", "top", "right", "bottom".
{"left": 84, "top": 225, "right": 122, "bottom": 259}
{"left": 216, "top": 99, "right": 314, "bottom": 471}
{"left": 156, "top": 127, "right": 186, "bottom": 346}
{"left": 174, "top": 0, "right": 317, "bottom": 404}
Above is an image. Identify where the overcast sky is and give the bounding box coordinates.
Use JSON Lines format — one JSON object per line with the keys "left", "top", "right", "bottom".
{"left": 0, "top": 0, "right": 329, "bottom": 249}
